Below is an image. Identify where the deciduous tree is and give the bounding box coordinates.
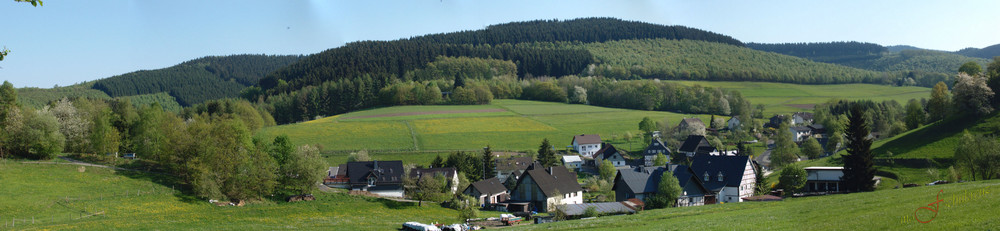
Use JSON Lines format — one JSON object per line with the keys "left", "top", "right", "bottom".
{"left": 777, "top": 165, "right": 807, "bottom": 194}
{"left": 952, "top": 73, "right": 995, "bottom": 116}
{"left": 927, "top": 82, "right": 950, "bottom": 122}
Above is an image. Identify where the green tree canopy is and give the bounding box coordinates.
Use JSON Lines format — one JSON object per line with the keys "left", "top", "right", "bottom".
{"left": 777, "top": 165, "right": 807, "bottom": 194}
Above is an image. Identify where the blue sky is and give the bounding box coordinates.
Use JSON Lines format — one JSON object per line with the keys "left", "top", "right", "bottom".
{"left": 2, "top": 0, "right": 998, "bottom": 88}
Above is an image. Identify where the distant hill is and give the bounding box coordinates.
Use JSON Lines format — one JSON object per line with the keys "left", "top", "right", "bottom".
{"left": 954, "top": 43, "right": 1000, "bottom": 59}
{"left": 748, "top": 41, "right": 990, "bottom": 86}
{"left": 582, "top": 39, "right": 888, "bottom": 84}
{"left": 91, "top": 54, "right": 301, "bottom": 106}
{"left": 258, "top": 17, "right": 743, "bottom": 94}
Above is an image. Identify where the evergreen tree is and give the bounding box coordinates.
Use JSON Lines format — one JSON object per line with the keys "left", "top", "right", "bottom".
{"left": 842, "top": 105, "right": 877, "bottom": 192}
{"left": 482, "top": 146, "right": 496, "bottom": 179}
{"left": 753, "top": 161, "right": 768, "bottom": 195}
{"left": 537, "top": 138, "right": 558, "bottom": 167}
{"left": 431, "top": 155, "right": 444, "bottom": 168}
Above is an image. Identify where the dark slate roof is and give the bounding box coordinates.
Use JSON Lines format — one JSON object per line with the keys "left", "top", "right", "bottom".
{"left": 671, "top": 165, "right": 711, "bottom": 196}
{"left": 767, "top": 115, "right": 787, "bottom": 128}
{"left": 595, "top": 143, "right": 622, "bottom": 160}
{"left": 346, "top": 160, "right": 404, "bottom": 186}
{"left": 572, "top": 134, "right": 602, "bottom": 145}
{"left": 644, "top": 139, "right": 671, "bottom": 156}
{"left": 679, "top": 135, "right": 711, "bottom": 153}
{"left": 515, "top": 163, "right": 584, "bottom": 196}
{"left": 612, "top": 165, "right": 709, "bottom": 196}
{"left": 678, "top": 118, "right": 705, "bottom": 125}
{"left": 791, "top": 126, "right": 812, "bottom": 133}
{"left": 793, "top": 112, "right": 814, "bottom": 121}
{"left": 614, "top": 167, "right": 664, "bottom": 194}
{"left": 408, "top": 167, "right": 457, "bottom": 179}
{"left": 690, "top": 155, "right": 752, "bottom": 192}
{"left": 496, "top": 156, "right": 533, "bottom": 172}
{"left": 467, "top": 177, "right": 507, "bottom": 195}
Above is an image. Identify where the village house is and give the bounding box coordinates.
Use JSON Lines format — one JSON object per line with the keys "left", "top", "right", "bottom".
{"left": 495, "top": 156, "right": 533, "bottom": 184}
{"left": 727, "top": 117, "right": 742, "bottom": 131}
{"left": 792, "top": 112, "right": 814, "bottom": 125}
{"left": 804, "top": 166, "right": 845, "bottom": 193}
{"left": 594, "top": 143, "right": 628, "bottom": 168}
{"left": 790, "top": 126, "right": 812, "bottom": 142}
{"left": 346, "top": 160, "right": 405, "bottom": 198}
{"left": 612, "top": 165, "right": 712, "bottom": 207}
{"left": 643, "top": 139, "right": 671, "bottom": 166}
{"left": 324, "top": 164, "right": 350, "bottom": 188}
{"left": 678, "top": 135, "right": 715, "bottom": 157}
{"left": 409, "top": 167, "right": 460, "bottom": 194}
{"left": 690, "top": 155, "right": 757, "bottom": 203}
{"left": 677, "top": 118, "right": 706, "bottom": 135}
{"left": 561, "top": 155, "right": 583, "bottom": 169}
{"left": 766, "top": 114, "right": 787, "bottom": 128}
{"left": 463, "top": 177, "right": 510, "bottom": 207}
{"left": 509, "top": 163, "right": 584, "bottom": 212}
{"left": 571, "top": 134, "right": 603, "bottom": 156}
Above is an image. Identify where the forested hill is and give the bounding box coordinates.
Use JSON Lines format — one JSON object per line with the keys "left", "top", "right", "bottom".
{"left": 954, "top": 43, "right": 1000, "bottom": 59}
{"left": 748, "top": 41, "right": 990, "bottom": 86}
{"left": 409, "top": 18, "right": 744, "bottom": 47}
{"left": 92, "top": 54, "right": 301, "bottom": 106}
{"left": 257, "top": 18, "right": 742, "bottom": 94}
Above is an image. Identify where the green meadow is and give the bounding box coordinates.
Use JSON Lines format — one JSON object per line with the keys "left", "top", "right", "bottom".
{"left": 518, "top": 179, "right": 999, "bottom": 230}
{"left": 259, "top": 99, "right": 716, "bottom": 156}
{"left": 0, "top": 160, "right": 497, "bottom": 230}
{"left": 671, "top": 81, "right": 931, "bottom": 115}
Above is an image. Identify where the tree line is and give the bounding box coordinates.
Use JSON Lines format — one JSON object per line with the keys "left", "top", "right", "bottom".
{"left": 91, "top": 54, "right": 301, "bottom": 106}
{"left": 0, "top": 81, "right": 323, "bottom": 201}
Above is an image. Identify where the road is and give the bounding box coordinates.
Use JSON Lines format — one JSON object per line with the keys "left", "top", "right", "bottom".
{"left": 755, "top": 140, "right": 775, "bottom": 176}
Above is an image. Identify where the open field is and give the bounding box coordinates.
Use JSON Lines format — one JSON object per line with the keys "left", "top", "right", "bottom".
{"left": 519, "top": 180, "right": 1000, "bottom": 230}
{"left": 670, "top": 81, "right": 932, "bottom": 115}
{"left": 259, "top": 99, "right": 715, "bottom": 156}
{"left": 0, "top": 160, "right": 497, "bottom": 230}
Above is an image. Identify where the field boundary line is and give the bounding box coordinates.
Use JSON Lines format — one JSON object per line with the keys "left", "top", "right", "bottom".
{"left": 404, "top": 121, "right": 420, "bottom": 151}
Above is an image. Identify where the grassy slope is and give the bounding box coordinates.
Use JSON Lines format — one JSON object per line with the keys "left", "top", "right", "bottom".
{"left": 671, "top": 81, "right": 930, "bottom": 116}
{"left": 258, "top": 99, "right": 714, "bottom": 155}
{"left": 16, "top": 82, "right": 111, "bottom": 108}
{"left": 520, "top": 180, "right": 999, "bottom": 230}
{"left": 0, "top": 160, "right": 494, "bottom": 230}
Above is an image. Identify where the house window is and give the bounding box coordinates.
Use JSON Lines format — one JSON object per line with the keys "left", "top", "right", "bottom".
{"left": 703, "top": 173, "right": 709, "bottom": 182}
{"left": 367, "top": 177, "right": 376, "bottom": 186}
{"left": 718, "top": 172, "right": 724, "bottom": 182}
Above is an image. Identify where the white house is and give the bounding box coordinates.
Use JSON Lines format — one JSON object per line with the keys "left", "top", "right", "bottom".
{"left": 804, "top": 166, "right": 845, "bottom": 193}
{"left": 561, "top": 155, "right": 583, "bottom": 168}
{"left": 792, "top": 112, "right": 814, "bottom": 125}
{"left": 409, "top": 167, "right": 461, "bottom": 194}
{"left": 594, "top": 144, "right": 627, "bottom": 167}
{"left": 790, "top": 126, "right": 812, "bottom": 142}
{"left": 727, "top": 117, "right": 742, "bottom": 130}
{"left": 643, "top": 139, "right": 671, "bottom": 166}
{"left": 691, "top": 155, "right": 757, "bottom": 203}
{"left": 572, "top": 134, "right": 602, "bottom": 156}
{"left": 510, "top": 163, "right": 584, "bottom": 212}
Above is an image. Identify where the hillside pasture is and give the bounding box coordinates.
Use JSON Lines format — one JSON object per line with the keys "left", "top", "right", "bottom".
{"left": 519, "top": 180, "right": 1000, "bottom": 230}
{"left": 670, "top": 81, "right": 931, "bottom": 115}
{"left": 0, "top": 161, "right": 490, "bottom": 230}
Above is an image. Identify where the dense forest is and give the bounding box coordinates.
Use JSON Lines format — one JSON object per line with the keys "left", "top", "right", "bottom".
{"left": 748, "top": 42, "right": 991, "bottom": 87}
{"left": 91, "top": 54, "right": 301, "bottom": 106}
{"left": 581, "top": 39, "right": 889, "bottom": 84}
{"left": 409, "top": 18, "right": 744, "bottom": 47}
{"left": 954, "top": 43, "right": 1000, "bottom": 59}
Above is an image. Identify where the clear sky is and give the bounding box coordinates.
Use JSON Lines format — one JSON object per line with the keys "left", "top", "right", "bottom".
{"left": 2, "top": 0, "right": 998, "bottom": 88}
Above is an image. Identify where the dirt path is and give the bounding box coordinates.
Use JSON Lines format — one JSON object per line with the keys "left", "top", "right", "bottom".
{"left": 341, "top": 109, "right": 507, "bottom": 120}
{"left": 22, "top": 156, "right": 166, "bottom": 175}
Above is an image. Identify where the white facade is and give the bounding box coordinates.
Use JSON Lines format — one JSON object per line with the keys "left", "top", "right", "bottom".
{"left": 512, "top": 173, "right": 582, "bottom": 212}
{"left": 562, "top": 155, "right": 583, "bottom": 168}
{"left": 791, "top": 127, "right": 811, "bottom": 142}
{"left": 716, "top": 160, "right": 756, "bottom": 203}
{"left": 574, "top": 141, "right": 601, "bottom": 156}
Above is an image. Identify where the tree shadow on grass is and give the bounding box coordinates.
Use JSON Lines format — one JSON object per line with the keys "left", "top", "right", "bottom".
{"left": 112, "top": 168, "right": 203, "bottom": 204}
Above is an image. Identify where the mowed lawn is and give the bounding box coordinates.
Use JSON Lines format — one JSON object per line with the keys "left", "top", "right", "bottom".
{"left": 671, "top": 81, "right": 931, "bottom": 115}
{"left": 259, "top": 99, "right": 714, "bottom": 155}
{"left": 518, "top": 180, "right": 1000, "bottom": 230}
{"left": 0, "top": 161, "right": 488, "bottom": 230}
